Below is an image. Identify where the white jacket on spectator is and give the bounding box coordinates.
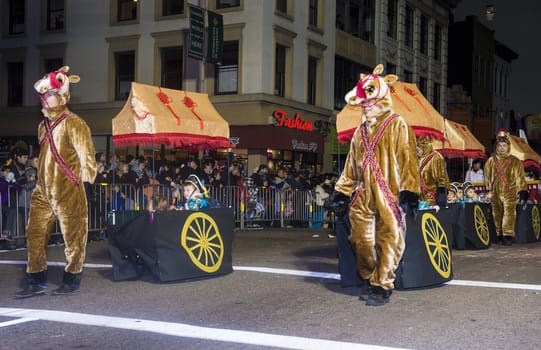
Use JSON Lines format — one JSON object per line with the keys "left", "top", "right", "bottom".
{"left": 314, "top": 184, "right": 330, "bottom": 206}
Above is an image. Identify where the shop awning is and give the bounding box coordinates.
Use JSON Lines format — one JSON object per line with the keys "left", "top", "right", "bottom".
{"left": 432, "top": 120, "right": 486, "bottom": 159}
{"left": 112, "top": 82, "right": 232, "bottom": 151}
{"left": 337, "top": 82, "right": 446, "bottom": 143}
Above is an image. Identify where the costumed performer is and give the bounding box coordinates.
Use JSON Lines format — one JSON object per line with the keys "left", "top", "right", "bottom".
{"left": 15, "top": 66, "right": 97, "bottom": 298}
{"left": 327, "top": 64, "right": 420, "bottom": 306}
{"left": 484, "top": 129, "right": 528, "bottom": 246}
{"left": 416, "top": 135, "right": 449, "bottom": 207}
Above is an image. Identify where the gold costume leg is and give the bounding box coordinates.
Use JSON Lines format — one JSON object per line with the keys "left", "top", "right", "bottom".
{"left": 26, "top": 186, "right": 57, "bottom": 273}
{"left": 57, "top": 187, "right": 89, "bottom": 274}
{"left": 491, "top": 193, "right": 504, "bottom": 238}
{"left": 349, "top": 189, "right": 404, "bottom": 290}
{"left": 501, "top": 191, "right": 517, "bottom": 237}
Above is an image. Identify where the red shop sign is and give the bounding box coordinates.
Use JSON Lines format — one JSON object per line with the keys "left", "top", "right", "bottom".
{"left": 272, "top": 109, "right": 313, "bottom": 132}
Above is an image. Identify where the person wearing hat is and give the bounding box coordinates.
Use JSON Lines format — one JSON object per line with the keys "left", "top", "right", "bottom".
{"left": 182, "top": 174, "right": 209, "bottom": 210}
{"left": 416, "top": 135, "right": 450, "bottom": 207}
{"left": 447, "top": 183, "right": 458, "bottom": 204}
{"left": 462, "top": 181, "right": 478, "bottom": 202}
{"left": 484, "top": 129, "right": 529, "bottom": 246}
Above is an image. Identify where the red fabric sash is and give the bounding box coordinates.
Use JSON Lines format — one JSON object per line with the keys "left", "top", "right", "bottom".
{"left": 492, "top": 156, "right": 512, "bottom": 192}
{"left": 360, "top": 114, "right": 403, "bottom": 225}
{"left": 39, "top": 112, "right": 80, "bottom": 186}
{"left": 419, "top": 152, "right": 437, "bottom": 201}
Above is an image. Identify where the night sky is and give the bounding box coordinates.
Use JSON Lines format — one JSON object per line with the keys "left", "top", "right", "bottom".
{"left": 452, "top": 0, "right": 541, "bottom": 116}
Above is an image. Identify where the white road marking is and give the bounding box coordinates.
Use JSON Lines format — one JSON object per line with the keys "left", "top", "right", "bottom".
{"left": 0, "top": 307, "right": 408, "bottom": 350}
{"left": 0, "top": 317, "right": 38, "bottom": 328}
{"left": 1, "top": 260, "right": 541, "bottom": 291}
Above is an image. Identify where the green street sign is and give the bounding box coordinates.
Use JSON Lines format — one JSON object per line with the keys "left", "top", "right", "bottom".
{"left": 207, "top": 10, "right": 223, "bottom": 64}
{"left": 188, "top": 5, "right": 204, "bottom": 61}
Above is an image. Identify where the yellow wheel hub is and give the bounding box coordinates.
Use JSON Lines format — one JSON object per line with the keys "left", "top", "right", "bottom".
{"left": 532, "top": 206, "right": 540, "bottom": 241}
{"left": 421, "top": 213, "right": 451, "bottom": 279}
{"left": 473, "top": 205, "right": 490, "bottom": 246}
{"left": 181, "top": 212, "right": 224, "bottom": 273}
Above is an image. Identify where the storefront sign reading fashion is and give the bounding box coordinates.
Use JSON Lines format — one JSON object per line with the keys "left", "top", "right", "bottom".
{"left": 273, "top": 109, "right": 313, "bottom": 132}
{"left": 292, "top": 139, "right": 318, "bottom": 152}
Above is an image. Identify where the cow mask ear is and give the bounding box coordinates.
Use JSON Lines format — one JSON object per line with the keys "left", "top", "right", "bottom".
{"left": 69, "top": 75, "right": 81, "bottom": 84}
{"left": 373, "top": 64, "right": 384, "bottom": 75}
{"left": 383, "top": 74, "right": 398, "bottom": 85}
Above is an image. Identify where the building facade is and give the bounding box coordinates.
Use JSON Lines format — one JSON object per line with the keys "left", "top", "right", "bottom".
{"left": 0, "top": 0, "right": 458, "bottom": 173}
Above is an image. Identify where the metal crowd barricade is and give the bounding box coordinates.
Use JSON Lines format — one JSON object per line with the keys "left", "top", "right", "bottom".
{"left": 2, "top": 182, "right": 335, "bottom": 246}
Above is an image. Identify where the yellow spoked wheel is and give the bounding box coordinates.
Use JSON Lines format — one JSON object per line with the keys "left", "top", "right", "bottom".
{"left": 532, "top": 206, "right": 540, "bottom": 241}
{"left": 473, "top": 205, "right": 490, "bottom": 246}
{"left": 421, "top": 213, "right": 451, "bottom": 279}
{"left": 181, "top": 212, "right": 224, "bottom": 273}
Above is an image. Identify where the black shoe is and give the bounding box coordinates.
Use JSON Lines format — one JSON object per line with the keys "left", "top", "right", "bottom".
{"left": 52, "top": 284, "right": 80, "bottom": 295}
{"left": 494, "top": 236, "right": 503, "bottom": 245}
{"left": 52, "top": 271, "right": 82, "bottom": 295}
{"left": 365, "top": 286, "right": 392, "bottom": 306}
{"left": 14, "top": 283, "right": 47, "bottom": 299}
{"left": 358, "top": 280, "right": 372, "bottom": 301}
{"left": 502, "top": 236, "right": 513, "bottom": 246}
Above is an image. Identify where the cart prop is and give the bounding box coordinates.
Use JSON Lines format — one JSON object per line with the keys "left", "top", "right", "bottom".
{"left": 514, "top": 204, "right": 541, "bottom": 243}
{"left": 452, "top": 203, "right": 494, "bottom": 250}
{"left": 108, "top": 208, "right": 235, "bottom": 282}
{"left": 337, "top": 82, "right": 446, "bottom": 143}
{"left": 432, "top": 119, "right": 486, "bottom": 159}
{"left": 336, "top": 208, "right": 454, "bottom": 290}
{"left": 112, "top": 82, "right": 232, "bottom": 150}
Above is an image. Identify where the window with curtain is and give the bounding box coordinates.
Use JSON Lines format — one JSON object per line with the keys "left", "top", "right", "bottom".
{"left": 387, "top": 0, "right": 397, "bottom": 39}
{"left": 275, "top": 44, "right": 286, "bottom": 97}
{"left": 117, "top": 0, "right": 137, "bottom": 21}
{"left": 7, "top": 62, "right": 24, "bottom": 106}
{"left": 276, "top": 0, "right": 287, "bottom": 13}
{"left": 216, "top": 0, "right": 240, "bottom": 9}
{"left": 404, "top": 5, "right": 414, "bottom": 48}
{"left": 420, "top": 15, "right": 428, "bottom": 55}
{"left": 114, "top": 51, "right": 135, "bottom": 100}
{"left": 8, "top": 0, "right": 25, "bottom": 35}
{"left": 215, "top": 41, "right": 239, "bottom": 95}
{"left": 46, "top": 0, "right": 64, "bottom": 30}
{"left": 162, "top": 0, "right": 184, "bottom": 16}
{"left": 307, "top": 56, "right": 318, "bottom": 105}
{"left": 160, "top": 46, "right": 183, "bottom": 90}
{"left": 308, "top": 0, "right": 318, "bottom": 27}
{"left": 433, "top": 24, "right": 441, "bottom": 61}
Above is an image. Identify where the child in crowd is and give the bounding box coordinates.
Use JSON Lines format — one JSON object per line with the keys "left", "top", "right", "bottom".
{"left": 452, "top": 182, "right": 464, "bottom": 202}
{"left": 447, "top": 183, "right": 458, "bottom": 204}
{"left": 147, "top": 194, "right": 172, "bottom": 212}
{"left": 462, "top": 182, "right": 478, "bottom": 203}
{"left": 181, "top": 174, "right": 209, "bottom": 211}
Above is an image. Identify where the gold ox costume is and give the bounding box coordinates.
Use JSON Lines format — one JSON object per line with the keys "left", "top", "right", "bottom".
{"left": 484, "top": 130, "right": 528, "bottom": 245}
{"left": 416, "top": 136, "right": 449, "bottom": 206}
{"left": 334, "top": 64, "right": 420, "bottom": 306}
{"left": 16, "top": 66, "right": 97, "bottom": 298}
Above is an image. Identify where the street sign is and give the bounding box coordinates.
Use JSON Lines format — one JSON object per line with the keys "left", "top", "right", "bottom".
{"left": 188, "top": 5, "right": 205, "bottom": 61}
{"left": 207, "top": 10, "right": 223, "bottom": 64}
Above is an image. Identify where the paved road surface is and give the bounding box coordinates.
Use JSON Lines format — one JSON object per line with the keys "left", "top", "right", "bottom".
{"left": 1, "top": 228, "right": 540, "bottom": 350}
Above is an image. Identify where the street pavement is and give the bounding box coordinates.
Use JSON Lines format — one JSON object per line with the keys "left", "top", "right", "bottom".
{"left": 1, "top": 228, "right": 540, "bottom": 350}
